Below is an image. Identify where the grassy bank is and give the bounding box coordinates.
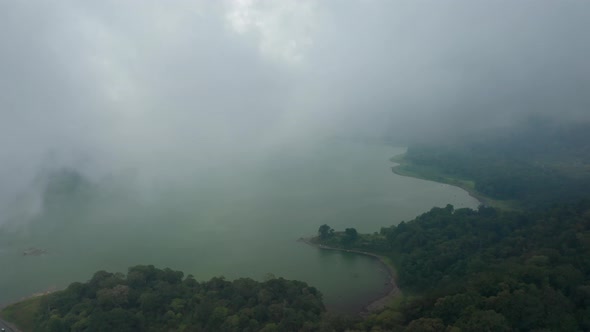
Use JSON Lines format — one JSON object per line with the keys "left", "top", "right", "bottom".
{"left": 390, "top": 153, "right": 519, "bottom": 210}
{"left": 1, "top": 297, "right": 42, "bottom": 332}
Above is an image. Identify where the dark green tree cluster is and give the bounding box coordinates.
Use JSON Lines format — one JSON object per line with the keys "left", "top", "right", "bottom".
{"left": 318, "top": 224, "right": 334, "bottom": 240}
{"left": 352, "top": 200, "right": 590, "bottom": 331}
{"left": 34, "top": 265, "right": 325, "bottom": 332}
{"left": 315, "top": 225, "right": 362, "bottom": 248}
{"left": 343, "top": 228, "right": 358, "bottom": 243}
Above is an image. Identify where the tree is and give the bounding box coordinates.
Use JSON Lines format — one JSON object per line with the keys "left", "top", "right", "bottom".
{"left": 344, "top": 228, "right": 358, "bottom": 242}
{"left": 32, "top": 265, "right": 325, "bottom": 331}
{"left": 405, "top": 318, "right": 446, "bottom": 332}
{"left": 318, "top": 224, "right": 333, "bottom": 239}
{"left": 455, "top": 310, "right": 511, "bottom": 332}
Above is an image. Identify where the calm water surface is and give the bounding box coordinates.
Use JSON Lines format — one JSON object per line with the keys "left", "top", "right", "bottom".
{"left": 0, "top": 142, "right": 478, "bottom": 311}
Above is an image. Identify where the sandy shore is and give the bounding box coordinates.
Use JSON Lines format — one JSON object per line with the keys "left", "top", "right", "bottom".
{"left": 298, "top": 238, "right": 400, "bottom": 314}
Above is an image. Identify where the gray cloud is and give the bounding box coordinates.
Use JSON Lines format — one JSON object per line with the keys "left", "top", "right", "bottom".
{"left": 1, "top": 0, "right": 589, "bottom": 222}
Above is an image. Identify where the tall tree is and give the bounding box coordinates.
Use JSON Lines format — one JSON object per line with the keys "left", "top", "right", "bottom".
{"left": 318, "top": 224, "right": 333, "bottom": 239}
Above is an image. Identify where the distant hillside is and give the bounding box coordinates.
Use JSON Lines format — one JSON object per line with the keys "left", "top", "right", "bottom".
{"left": 398, "top": 120, "right": 590, "bottom": 209}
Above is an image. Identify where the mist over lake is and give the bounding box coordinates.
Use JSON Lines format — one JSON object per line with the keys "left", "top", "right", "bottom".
{"left": 0, "top": 141, "right": 478, "bottom": 310}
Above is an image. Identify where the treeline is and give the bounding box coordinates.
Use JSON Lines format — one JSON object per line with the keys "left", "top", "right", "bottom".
{"left": 402, "top": 121, "right": 590, "bottom": 209}
{"left": 28, "top": 200, "right": 590, "bottom": 332}
{"left": 33, "top": 265, "right": 325, "bottom": 332}
{"left": 318, "top": 200, "right": 590, "bottom": 331}
{"left": 404, "top": 145, "right": 589, "bottom": 208}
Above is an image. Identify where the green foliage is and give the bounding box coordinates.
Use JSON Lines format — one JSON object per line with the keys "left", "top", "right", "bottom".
{"left": 318, "top": 224, "right": 334, "bottom": 240}
{"left": 31, "top": 265, "right": 325, "bottom": 331}
{"left": 352, "top": 200, "right": 590, "bottom": 331}
{"left": 344, "top": 228, "right": 358, "bottom": 243}
{"left": 402, "top": 122, "right": 590, "bottom": 209}
{"left": 0, "top": 296, "right": 42, "bottom": 332}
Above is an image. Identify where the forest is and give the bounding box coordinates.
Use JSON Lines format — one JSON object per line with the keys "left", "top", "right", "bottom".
{"left": 310, "top": 122, "right": 590, "bottom": 330}
{"left": 400, "top": 121, "right": 590, "bottom": 209}
{"left": 317, "top": 200, "right": 590, "bottom": 331}
{"left": 24, "top": 265, "right": 325, "bottom": 331}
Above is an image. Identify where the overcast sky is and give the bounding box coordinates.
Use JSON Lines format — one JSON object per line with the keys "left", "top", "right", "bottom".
{"left": 1, "top": 0, "right": 589, "bottom": 221}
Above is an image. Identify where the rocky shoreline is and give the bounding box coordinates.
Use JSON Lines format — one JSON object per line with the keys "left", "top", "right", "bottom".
{"left": 298, "top": 237, "right": 400, "bottom": 314}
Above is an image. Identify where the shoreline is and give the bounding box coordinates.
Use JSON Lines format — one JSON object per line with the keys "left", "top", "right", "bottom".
{"left": 389, "top": 152, "right": 505, "bottom": 208}
{"left": 0, "top": 287, "right": 58, "bottom": 311}
{"left": 298, "top": 237, "right": 400, "bottom": 314}
{"left": 389, "top": 153, "right": 485, "bottom": 206}
{"left": 391, "top": 165, "right": 488, "bottom": 207}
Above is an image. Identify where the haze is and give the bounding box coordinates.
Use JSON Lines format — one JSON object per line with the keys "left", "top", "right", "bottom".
{"left": 1, "top": 0, "right": 589, "bottom": 223}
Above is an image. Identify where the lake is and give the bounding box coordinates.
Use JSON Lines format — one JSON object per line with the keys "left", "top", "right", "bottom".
{"left": 0, "top": 142, "right": 478, "bottom": 311}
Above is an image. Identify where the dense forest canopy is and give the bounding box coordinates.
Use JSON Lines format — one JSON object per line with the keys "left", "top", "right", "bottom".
{"left": 315, "top": 200, "right": 590, "bottom": 331}
{"left": 31, "top": 265, "right": 325, "bottom": 332}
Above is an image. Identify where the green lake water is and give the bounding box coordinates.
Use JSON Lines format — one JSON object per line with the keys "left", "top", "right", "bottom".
{"left": 0, "top": 142, "right": 478, "bottom": 311}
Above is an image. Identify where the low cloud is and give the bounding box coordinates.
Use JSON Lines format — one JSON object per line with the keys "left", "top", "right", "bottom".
{"left": 1, "top": 0, "right": 589, "bottom": 223}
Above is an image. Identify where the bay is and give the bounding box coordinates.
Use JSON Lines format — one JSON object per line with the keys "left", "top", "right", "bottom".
{"left": 0, "top": 142, "right": 478, "bottom": 311}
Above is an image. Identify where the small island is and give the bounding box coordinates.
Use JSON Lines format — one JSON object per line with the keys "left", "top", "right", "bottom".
{"left": 23, "top": 248, "right": 47, "bottom": 256}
